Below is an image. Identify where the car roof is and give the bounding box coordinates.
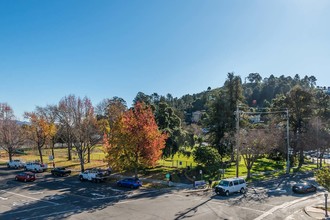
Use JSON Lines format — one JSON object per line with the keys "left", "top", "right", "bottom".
{"left": 221, "top": 178, "right": 245, "bottom": 181}
{"left": 294, "top": 183, "right": 312, "bottom": 186}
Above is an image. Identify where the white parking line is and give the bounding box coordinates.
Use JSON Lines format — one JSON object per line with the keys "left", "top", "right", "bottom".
{"left": 0, "top": 196, "right": 8, "bottom": 200}
{"left": 0, "top": 190, "right": 59, "bottom": 205}
{"left": 254, "top": 192, "right": 323, "bottom": 220}
{"left": 28, "top": 191, "right": 44, "bottom": 195}
{"left": 91, "top": 195, "right": 124, "bottom": 200}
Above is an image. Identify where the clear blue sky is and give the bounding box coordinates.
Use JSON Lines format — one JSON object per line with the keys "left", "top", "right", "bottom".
{"left": 1, "top": 0, "right": 329, "bottom": 119}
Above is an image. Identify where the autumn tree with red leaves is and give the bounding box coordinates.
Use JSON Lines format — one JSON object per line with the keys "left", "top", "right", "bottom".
{"left": 104, "top": 102, "right": 167, "bottom": 177}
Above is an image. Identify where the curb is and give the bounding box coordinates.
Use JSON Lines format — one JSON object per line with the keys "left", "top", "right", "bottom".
{"left": 304, "top": 207, "right": 330, "bottom": 220}
{"left": 183, "top": 187, "right": 212, "bottom": 193}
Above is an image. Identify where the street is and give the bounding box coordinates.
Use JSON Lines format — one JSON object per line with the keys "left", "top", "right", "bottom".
{"left": 0, "top": 165, "right": 326, "bottom": 220}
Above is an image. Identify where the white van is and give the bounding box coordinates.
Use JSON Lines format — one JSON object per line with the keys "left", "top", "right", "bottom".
{"left": 215, "top": 177, "right": 247, "bottom": 196}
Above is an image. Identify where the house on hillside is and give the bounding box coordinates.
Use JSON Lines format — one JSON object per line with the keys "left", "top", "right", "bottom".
{"left": 192, "top": 111, "right": 204, "bottom": 123}
{"left": 317, "top": 86, "right": 330, "bottom": 95}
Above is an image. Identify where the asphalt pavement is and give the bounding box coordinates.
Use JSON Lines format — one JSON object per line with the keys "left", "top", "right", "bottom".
{"left": 1, "top": 162, "right": 329, "bottom": 220}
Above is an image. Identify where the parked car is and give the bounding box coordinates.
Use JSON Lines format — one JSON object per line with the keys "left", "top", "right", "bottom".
{"left": 117, "top": 178, "right": 142, "bottom": 189}
{"left": 15, "top": 172, "right": 36, "bottom": 182}
{"left": 79, "top": 168, "right": 111, "bottom": 183}
{"left": 215, "top": 177, "right": 247, "bottom": 196}
{"left": 292, "top": 183, "right": 317, "bottom": 194}
{"left": 51, "top": 167, "right": 71, "bottom": 176}
{"left": 7, "top": 159, "right": 25, "bottom": 168}
{"left": 24, "top": 162, "right": 48, "bottom": 172}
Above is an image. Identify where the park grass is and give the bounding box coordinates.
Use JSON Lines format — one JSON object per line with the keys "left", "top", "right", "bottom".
{"left": 0, "top": 147, "right": 108, "bottom": 173}
{"left": 0, "top": 147, "right": 319, "bottom": 183}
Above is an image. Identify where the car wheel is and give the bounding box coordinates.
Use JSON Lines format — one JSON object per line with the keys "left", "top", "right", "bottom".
{"left": 24, "top": 179, "right": 27, "bottom": 182}
{"left": 117, "top": 183, "right": 121, "bottom": 187}
{"left": 79, "top": 176, "right": 84, "bottom": 181}
{"left": 15, "top": 166, "right": 18, "bottom": 169}
{"left": 130, "top": 185, "right": 134, "bottom": 189}
{"left": 225, "top": 191, "right": 229, "bottom": 196}
{"left": 15, "top": 177, "right": 18, "bottom": 181}
{"left": 240, "top": 188, "right": 246, "bottom": 194}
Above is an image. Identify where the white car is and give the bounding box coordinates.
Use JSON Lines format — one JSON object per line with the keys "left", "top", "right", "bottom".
{"left": 215, "top": 177, "right": 247, "bottom": 196}
{"left": 24, "top": 162, "right": 48, "bottom": 172}
{"left": 7, "top": 159, "right": 25, "bottom": 168}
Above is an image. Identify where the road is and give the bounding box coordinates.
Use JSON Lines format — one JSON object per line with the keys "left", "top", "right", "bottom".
{"left": 0, "top": 165, "right": 326, "bottom": 220}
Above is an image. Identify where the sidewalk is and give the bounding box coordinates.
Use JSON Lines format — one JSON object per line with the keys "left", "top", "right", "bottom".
{"left": 111, "top": 173, "right": 193, "bottom": 189}
{"left": 305, "top": 205, "right": 330, "bottom": 220}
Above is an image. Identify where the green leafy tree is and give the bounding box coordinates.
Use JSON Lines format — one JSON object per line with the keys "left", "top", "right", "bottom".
{"left": 272, "top": 85, "right": 315, "bottom": 167}
{"left": 204, "top": 73, "right": 244, "bottom": 157}
{"left": 154, "top": 101, "right": 193, "bottom": 157}
{"left": 316, "top": 167, "right": 330, "bottom": 191}
{"left": 192, "top": 146, "right": 222, "bottom": 175}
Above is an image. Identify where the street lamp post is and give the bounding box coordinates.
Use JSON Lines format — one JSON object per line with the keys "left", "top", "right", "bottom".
{"left": 325, "top": 192, "right": 329, "bottom": 218}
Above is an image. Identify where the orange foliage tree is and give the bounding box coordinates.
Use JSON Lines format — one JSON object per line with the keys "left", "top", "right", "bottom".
{"left": 104, "top": 102, "right": 167, "bottom": 177}
{"left": 24, "top": 111, "right": 55, "bottom": 164}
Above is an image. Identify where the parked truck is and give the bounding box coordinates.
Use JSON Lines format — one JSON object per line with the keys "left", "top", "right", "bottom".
{"left": 79, "top": 168, "right": 111, "bottom": 183}
{"left": 24, "top": 162, "right": 48, "bottom": 172}
{"left": 7, "top": 159, "right": 25, "bottom": 169}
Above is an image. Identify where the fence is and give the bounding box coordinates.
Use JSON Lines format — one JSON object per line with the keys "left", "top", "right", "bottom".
{"left": 157, "top": 159, "right": 198, "bottom": 168}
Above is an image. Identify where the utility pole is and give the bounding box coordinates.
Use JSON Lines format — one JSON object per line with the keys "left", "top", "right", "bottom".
{"left": 316, "top": 117, "right": 319, "bottom": 169}
{"left": 236, "top": 105, "right": 240, "bottom": 178}
{"left": 286, "top": 109, "right": 290, "bottom": 174}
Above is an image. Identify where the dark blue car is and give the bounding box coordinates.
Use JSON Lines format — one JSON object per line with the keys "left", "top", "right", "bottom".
{"left": 117, "top": 178, "right": 142, "bottom": 189}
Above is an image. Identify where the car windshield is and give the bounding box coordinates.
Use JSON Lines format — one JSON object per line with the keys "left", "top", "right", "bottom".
{"left": 218, "top": 180, "right": 229, "bottom": 187}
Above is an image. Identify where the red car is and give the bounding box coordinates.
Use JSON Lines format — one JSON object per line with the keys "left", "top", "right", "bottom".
{"left": 15, "top": 172, "right": 36, "bottom": 182}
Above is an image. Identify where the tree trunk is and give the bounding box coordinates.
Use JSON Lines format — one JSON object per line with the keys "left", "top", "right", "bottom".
{"left": 298, "top": 148, "right": 304, "bottom": 168}
{"left": 79, "top": 150, "right": 85, "bottom": 172}
{"left": 38, "top": 146, "right": 44, "bottom": 164}
{"left": 134, "top": 166, "right": 138, "bottom": 178}
{"left": 8, "top": 147, "right": 13, "bottom": 162}
{"left": 67, "top": 143, "right": 72, "bottom": 161}
{"left": 87, "top": 147, "right": 91, "bottom": 163}
{"left": 319, "top": 153, "right": 323, "bottom": 168}
{"left": 51, "top": 139, "right": 55, "bottom": 159}
{"left": 51, "top": 147, "right": 55, "bottom": 160}
{"left": 247, "top": 167, "right": 251, "bottom": 179}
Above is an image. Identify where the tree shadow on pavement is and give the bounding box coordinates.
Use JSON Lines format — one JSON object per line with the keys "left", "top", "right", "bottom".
{"left": 0, "top": 173, "right": 174, "bottom": 219}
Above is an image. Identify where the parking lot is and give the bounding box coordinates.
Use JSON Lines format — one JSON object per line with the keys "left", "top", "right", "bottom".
{"left": 0, "top": 165, "right": 157, "bottom": 219}
{"left": 0, "top": 164, "right": 326, "bottom": 220}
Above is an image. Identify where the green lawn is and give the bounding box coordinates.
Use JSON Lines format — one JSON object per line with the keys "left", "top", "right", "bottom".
{"left": 1, "top": 147, "right": 318, "bottom": 182}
